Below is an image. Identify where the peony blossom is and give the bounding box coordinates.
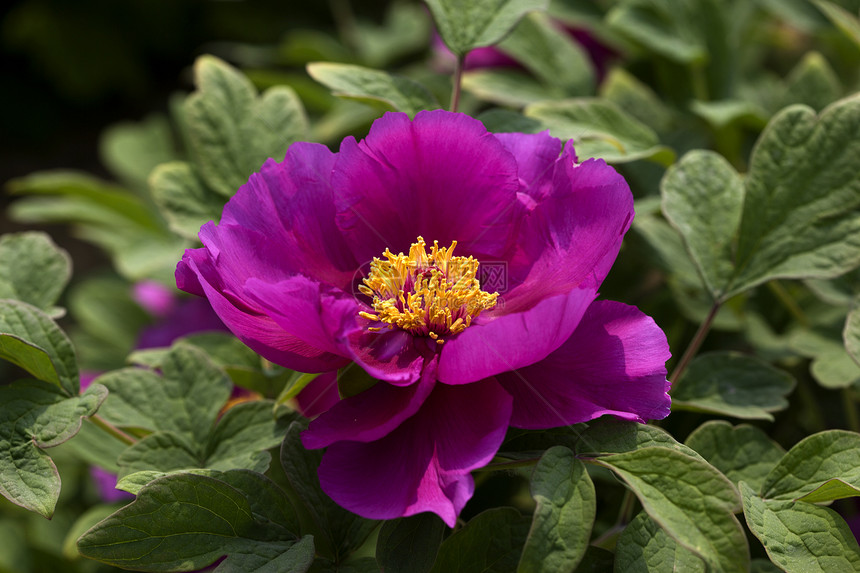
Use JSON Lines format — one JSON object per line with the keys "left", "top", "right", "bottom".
{"left": 176, "top": 110, "right": 671, "bottom": 526}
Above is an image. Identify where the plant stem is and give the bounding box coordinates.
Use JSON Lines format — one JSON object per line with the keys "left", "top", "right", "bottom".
{"left": 767, "top": 280, "right": 810, "bottom": 328}
{"left": 450, "top": 55, "right": 464, "bottom": 112}
{"left": 842, "top": 387, "right": 860, "bottom": 433}
{"left": 669, "top": 301, "right": 721, "bottom": 386}
{"left": 90, "top": 414, "right": 137, "bottom": 446}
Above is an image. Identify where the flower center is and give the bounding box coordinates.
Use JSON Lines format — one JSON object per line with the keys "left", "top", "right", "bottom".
{"left": 358, "top": 237, "right": 498, "bottom": 344}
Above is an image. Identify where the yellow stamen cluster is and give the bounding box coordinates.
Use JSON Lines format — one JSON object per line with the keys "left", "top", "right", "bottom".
{"left": 358, "top": 237, "right": 498, "bottom": 344}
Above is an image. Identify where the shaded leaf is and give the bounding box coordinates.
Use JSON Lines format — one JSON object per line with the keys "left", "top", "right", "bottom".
{"left": 671, "top": 352, "right": 795, "bottom": 420}
{"left": 0, "top": 300, "right": 78, "bottom": 394}
{"left": 0, "top": 380, "right": 106, "bottom": 518}
{"left": 426, "top": 0, "right": 549, "bottom": 56}
{"left": 430, "top": 508, "right": 531, "bottom": 573}
{"left": 183, "top": 55, "right": 308, "bottom": 198}
{"left": 518, "top": 447, "right": 594, "bottom": 573}
{"left": 77, "top": 471, "right": 312, "bottom": 572}
{"left": 813, "top": 0, "right": 860, "bottom": 49}
{"left": 662, "top": 150, "right": 745, "bottom": 300}
{"left": 741, "top": 482, "right": 860, "bottom": 572}
{"left": 497, "top": 12, "right": 594, "bottom": 95}
{"left": 615, "top": 511, "right": 704, "bottom": 572}
{"left": 376, "top": 513, "right": 446, "bottom": 573}
{"left": 307, "top": 63, "right": 439, "bottom": 115}
{"left": 280, "top": 422, "right": 377, "bottom": 561}
{"left": 685, "top": 421, "right": 786, "bottom": 491}
{"left": 729, "top": 96, "right": 860, "bottom": 297}
{"left": 574, "top": 417, "right": 704, "bottom": 462}
{"left": 0, "top": 232, "right": 71, "bottom": 313}
{"left": 762, "top": 430, "right": 860, "bottom": 503}
{"left": 97, "top": 344, "right": 232, "bottom": 443}
{"left": 845, "top": 305, "right": 860, "bottom": 367}
{"left": 149, "top": 161, "right": 225, "bottom": 240}
{"left": 100, "top": 113, "right": 177, "bottom": 190}
{"left": 524, "top": 98, "right": 675, "bottom": 164}
{"left": 593, "top": 447, "right": 748, "bottom": 573}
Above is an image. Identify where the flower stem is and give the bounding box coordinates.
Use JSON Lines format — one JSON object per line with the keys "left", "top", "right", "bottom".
{"left": 591, "top": 490, "right": 638, "bottom": 550}
{"left": 669, "top": 301, "right": 721, "bottom": 386}
{"left": 90, "top": 414, "right": 137, "bottom": 446}
{"left": 450, "top": 55, "right": 464, "bottom": 113}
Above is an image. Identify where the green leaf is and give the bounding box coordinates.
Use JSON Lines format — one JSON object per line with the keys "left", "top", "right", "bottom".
{"left": 497, "top": 13, "right": 594, "bottom": 95}
{"left": 430, "top": 508, "right": 531, "bottom": 573}
{"left": 813, "top": 0, "right": 860, "bottom": 49}
{"left": 337, "top": 365, "right": 379, "bottom": 399}
{"left": 68, "top": 275, "right": 151, "bottom": 370}
{"left": 183, "top": 55, "right": 308, "bottom": 198}
{"left": 205, "top": 401, "right": 294, "bottom": 470}
{"left": 280, "top": 422, "right": 377, "bottom": 561}
{"left": 689, "top": 100, "right": 768, "bottom": 131}
{"left": 463, "top": 69, "right": 559, "bottom": 107}
{"left": 761, "top": 430, "right": 860, "bottom": 503}
{"left": 729, "top": 96, "right": 860, "bottom": 297}
{"left": 376, "top": 513, "right": 446, "bottom": 573}
{"left": 574, "top": 417, "right": 704, "bottom": 462}
{"left": 685, "top": 421, "right": 786, "bottom": 491}
{"left": 662, "top": 150, "right": 745, "bottom": 300}
{"left": 518, "top": 447, "right": 594, "bottom": 573}
{"left": 0, "top": 232, "right": 71, "bottom": 313}
{"left": 593, "top": 446, "right": 748, "bottom": 573}
{"left": 846, "top": 305, "right": 860, "bottom": 367}
{"left": 117, "top": 431, "right": 203, "bottom": 477}
{"left": 0, "top": 380, "right": 106, "bottom": 518}
{"left": 741, "top": 482, "right": 860, "bottom": 572}
{"left": 307, "top": 63, "right": 439, "bottom": 115}
{"left": 810, "top": 347, "right": 860, "bottom": 389}
{"left": 353, "top": 2, "right": 432, "bottom": 68}
{"left": 77, "top": 471, "right": 313, "bottom": 572}
{"left": 615, "top": 511, "right": 705, "bottom": 572}
{"left": 599, "top": 68, "right": 673, "bottom": 133}
{"left": 0, "top": 300, "right": 78, "bottom": 394}
{"left": 97, "top": 344, "right": 232, "bottom": 443}
{"left": 607, "top": 0, "right": 708, "bottom": 64}
{"left": 149, "top": 161, "right": 225, "bottom": 240}
{"left": 524, "top": 99, "right": 675, "bottom": 164}
{"left": 7, "top": 171, "right": 186, "bottom": 284}
{"left": 477, "top": 108, "right": 545, "bottom": 134}
{"left": 671, "top": 352, "right": 796, "bottom": 420}
{"left": 99, "top": 113, "right": 177, "bottom": 190}
{"left": 782, "top": 51, "right": 842, "bottom": 112}
{"left": 426, "top": 0, "right": 549, "bottom": 56}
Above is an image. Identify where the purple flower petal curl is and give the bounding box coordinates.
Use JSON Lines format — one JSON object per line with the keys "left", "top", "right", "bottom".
{"left": 496, "top": 300, "right": 671, "bottom": 428}
{"left": 315, "top": 377, "right": 512, "bottom": 527}
{"left": 177, "top": 250, "right": 349, "bottom": 373}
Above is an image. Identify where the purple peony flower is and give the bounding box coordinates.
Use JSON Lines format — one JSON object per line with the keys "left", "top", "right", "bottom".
{"left": 176, "top": 110, "right": 671, "bottom": 526}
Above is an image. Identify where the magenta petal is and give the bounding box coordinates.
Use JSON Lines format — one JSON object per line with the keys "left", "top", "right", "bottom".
{"left": 333, "top": 110, "right": 524, "bottom": 263}
{"left": 506, "top": 151, "right": 634, "bottom": 308}
{"left": 316, "top": 379, "right": 511, "bottom": 526}
{"left": 493, "top": 131, "right": 563, "bottom": 204}
{"left": 177, "top": 254, "right": 348, "bottom": 373}
{"left": 497, "top": 300, "right": 671, "bottom": 428}
{"left": 437, "top": 286, "right": 597, "bottom": 385}
{"left": 302, "top": 359, "right": 437, "bottom": 449}
{"left": 219, "top": 143, "right": 357, "bottom": 289}
{"left": 243, "top": 277, "right": 356, "bottom": 358}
